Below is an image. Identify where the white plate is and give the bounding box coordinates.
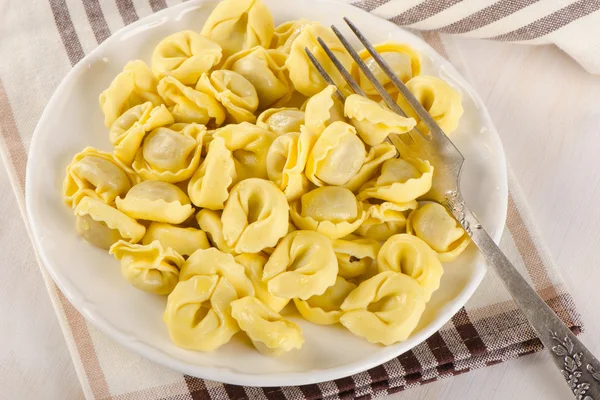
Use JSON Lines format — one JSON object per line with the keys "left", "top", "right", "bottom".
{"left": 26, "top": 0, "right": 508, "bottom": 387}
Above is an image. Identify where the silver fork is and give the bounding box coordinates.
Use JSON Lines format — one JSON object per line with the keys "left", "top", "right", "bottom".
{"left": 306, "top": 18, "right": 600, "bottom": 398}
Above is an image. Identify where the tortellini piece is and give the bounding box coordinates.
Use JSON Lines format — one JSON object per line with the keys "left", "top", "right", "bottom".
{"left": 266, "top": 131, "right": 313, "bottom": 201}
{"left": 116, "top": 181, "right": 194, "bottom": 224}
{"left": 132, "top": 123, "right": 205, "bottom": 183}
{"left": 340, "top": 271, "right": 426, "bottom": 345}
{"left": 357, "top": 158, "right": 433, "bottom": 204}
{"left": 234, "top": 253, "right": 289, "bottom": 312}
{"left": 195, "top": 70, "right": 259, "bottom": 124}
{"left": 290, "top": 187, "right": 367, "bottom": 239}
{"left": 270, "top": 19, "right": 311, "bottom": 54}
{"left": 180, "top": 248, "right": 254, "bottom": 298}
{"left": 109, "top": 240, "right": 184, "bottom": 295}
{"left": 305, "top": 121, "right": 366, "bottom": 187}
{"left": 357, "top": 201, "right": 417, "bottom": 242}
{"left": 377, "top": 234, "right": 443, "bottom": 301}
{"left": 188, "top": 135, "right": 237, "bottom": 210}
{"left": 221, "top": 178, "right": 289, "bottom": 253}
{"left": 256, "top": 107, "right": 305, "bottom": 135}
{"left": 406, "top": 203, "right": 470, "bottom": 262}
{"left": 152, "top": 30, "right": 222, "bottom": 85}
{"left": 74, "top": 196, "right": 146, "bottom": 249}
{"left": 231, "top": 296, "right": 303, "bottom": 356}
{"left": 262, "top": 230, "right": 338, "bottom": 300}
{"left": 110, "top": 102, "right": 175, "bottom": 165}
{"left": 99, "top": 60, "right": 162, "bottom": 128}
{"left": 353, "top": 42, "right": 421, "bottom": 96}
{"left": 286, "top": 22, "right": 352, "bottom": 97}
{"left": 213, "top": 122, "right": 276, "bottom": 180}
{"left": 332, "top": 234, "right": 381, "bottom": 279}
{"left": 157, "top": 76, "right": 225, "bottom": 126}
{"left": 63, "top": 147, "right": 137, "bottom": 208}
{"left": 303, "top": 86, "right": 345, "bottom": 136}
{"left": 396, "top": 76, "right": 464, "bottom": 135}
{"left": 201, "top": 0, "right": 274, "bottom": 59}
{"left": 224, "top": 47, "right": 292, "bottom": 110}
{"left": 344, "top": 94, "right": 416, "bottom": 146}
{"left": 294, "top": 277, "right": 356, "bottom": 325}
{"left": 142, "top": 222, "right": 210, "bottom": 257}
{"left": 343, "top": 143, "right": 397, "bottom": 193}
{"left": 163, "top": 274, "right": 239, "bottom": 351}
{"left": 196, "top": 209, "right": 237, "bottom": 254}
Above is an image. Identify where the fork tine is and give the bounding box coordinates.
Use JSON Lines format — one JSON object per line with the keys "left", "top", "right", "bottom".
{"left": 304, "top": 47, "right": 346, "bottom": 102}
{"left": 316, "top": 37, "right": 366, "bottom": 97}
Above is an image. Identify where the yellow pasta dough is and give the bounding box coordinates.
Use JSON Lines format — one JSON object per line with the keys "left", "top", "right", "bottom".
{"left": 305, "top": 121, "right": 366, "bottom": 187}
{"left": 270, "top": 19, "right": 311, "bottom": 54}
{"left": 332, "top": 234, "right": 381, "bottom": 279}
{"left": 377, "top": 234, "right": 443, "bottom": 301}
{"left": 132, "top": 123, "right": 205, "bottom": 183}
{"left": 201, "top": 0, "right": 274, "bottom": 59}
{"left": 356, "top": 201, "right": 417, "bottom": 242}
{"left": 74, "top": 196, "right": 146, "bottom": 249}
{"left": 343, "top": 143, "right": 397, "bottom": 193}
{"left": 262, "top": 230, "right": 338, "bottom": 300}
{"left": 396, "top": 76, "right": 464, "bottom": 135}
{"left": 234, "top": 253, "right": 289, "bottom": 312}
{"left": 406, "top": 203, "right": 470, "bottom": 262}
{"left": 99, "top": 60, "right": 163, "bottom": 128}
{"left": 357, "top": 158, "right": 433, "bottom": 204}
{"left": 344, "top": 94, "right": 416, "bottom": 146}
{"left": 294, "top": 276, "right": 356, "bottom": 325}
{"left": 340, "top": 271, "right": 426, "bottom": 345}
{"left": 163, "top": 274, "right": 240, "bottom": 351}
{"left": 196, "top": 209, "right": 238, "bottom": 254}
{"left": 116, "top": 180, "right": 194, "bottom": 224}
{"left": 256, "top": 107, "right": 305, "bottom": 135}
{"left": 231, "top": 296, "right": 303, "bottom": 356}
{"left": 142, "top": 222, "right": 210, "bottom": 257}
{"left": 109, "top": 240, "right": 184, "bottom": 295}
{"left": 303, "top": 85, "right": 345, "bottom": 136}
{"left": 290, "top": 187, "right": 367, "bottom": 239}
{"left": 221, "top": 178, "right": 289, "bottom": 253}
{"left": 157, "top": 76, "right": 226, "bottom": 126}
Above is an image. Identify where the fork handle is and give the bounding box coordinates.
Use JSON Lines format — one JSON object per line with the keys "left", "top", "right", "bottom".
{"left": 447, "top": 192, "right": 600, "bottom": 398}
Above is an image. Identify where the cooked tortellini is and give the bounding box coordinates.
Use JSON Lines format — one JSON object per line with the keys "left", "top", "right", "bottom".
{"left": 396, "top": 76, "right": 464, "bottom": 135}
{"left": 303, "top": 85, "right": 345, "bottom": 136}
{"left": 109, "top": 240, "right": 184, "bottom": 295}
{"left": 357, "top": 201, "right": 417, "bottom": 242}
{"left": 305, "top": 121, "right": 366, "bottom": 187}
{"left": 377, "top": 234, "right": 444, "bottom": 301}
{"left": 221, "top": 178, "right": 289, "bottom": 253}
{"left": 142, "top": 222, "right": 210, "bottom": 257}
{"left": 406, "top": 203, "right": 470, "bottom": 262}
{"left": 157, "top": 76, "right": 225, "bottom": 126}
{"left": 343, "top": 143, "right": 397, "bottom": 193}
{"left": 286, "top": 22, "right": 352, "bottom": 97}
{"left": 201, "top": 0, "right": 274, "bottom": 59}
{"left": 99, "top": 60, "right": 163, "bottom": 128}
{"left": 353, "top": 42, "right": 421, "bottom": 96}
{"left": 116, "top": 181, "right": 194, "bottom": 224}
{"left": 291, "top": 187, "right": 367, "bottom": 239}
{"left": 187, "top": 135, "right": 237, "bottom": 210}
{"left": 152, "top": 30, "right": 222, "bottom": 85}
{"left": 333, "top": 234, "right": 381, "bottom": 279}
{"left": 224, "top": 47, "right": 292, "bottom": 110}
{"left": 263, "top": 230, "right": 337, "bottom": 300}
{"left": 75, "top": 196, "right": 146, "bottom": 249}
{"left": 195, "top": 70, "right": 259, "bottom": 124}
{"left": 266, "top": 131, "right": 312, "bottom": 201}
{"left": 345, "top": 95, "right": 416, "bottom": 146}
{"left": 110, "top": 102, "right": 175, "bottom": 165}
{"left": 294, "top": 276, "right": 356, "bottom": 325}
{"left": 213, "top": 122, "right": 276, "bottom": 180}
{"left": 234, "top": 253, "right": 289, "bottom": 312}
{"left": 196, "top": 209, "right": 237, "bottom": 254}
{"left": 270, "top": 19, "right": 311, "bottom": 54}
{"left": 256, "top": 107, "right": 305, "bottom": 135}
{"left": 231, "top": 296, "right": 303, "bottom": 356}
{"left": 163, "top": 274, "right": 240, "bottom": 351}
{"left": 340, "top": 271, "right": 426, "bottom": 345}
{"left": 358, "top": 158, "right": 433, "bottom": 204}
{"left": 63, "top": 147, "right": 137, "bottom": 208}
{"left": 132, "top": 123, "right": 205, "bottom": 183}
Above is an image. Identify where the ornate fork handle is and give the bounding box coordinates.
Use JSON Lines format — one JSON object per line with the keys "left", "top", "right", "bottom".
{"left": 446, "top": 191, "right": 600, "bottom": 399}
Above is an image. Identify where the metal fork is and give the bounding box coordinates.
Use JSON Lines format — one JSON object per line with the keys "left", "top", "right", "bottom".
{"left": 306, "top": 18, "right": 600, "bottom": 398}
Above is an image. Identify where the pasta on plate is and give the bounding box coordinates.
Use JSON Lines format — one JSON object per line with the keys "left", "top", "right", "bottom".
{"left": 294, "top": 276, "right": 357, "bottom": 325}
{"left": 142, "top": 222, "right": 210, "bottom": 257}
{"left": 256, "top": 107, "right": 305, "bottom": 135}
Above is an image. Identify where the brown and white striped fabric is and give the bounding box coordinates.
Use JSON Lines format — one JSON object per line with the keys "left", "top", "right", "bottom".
{"left": 0, "top": 0, "right": 588, "bottom": 399}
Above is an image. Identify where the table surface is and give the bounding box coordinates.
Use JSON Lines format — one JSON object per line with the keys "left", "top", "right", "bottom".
{"left": 1, "top": 37, "right": 600, "bottom": 400}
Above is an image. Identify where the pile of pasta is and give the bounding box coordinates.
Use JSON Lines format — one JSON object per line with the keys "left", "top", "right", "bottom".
{"left": 62, "top": 0, "right": 469, "bottom": 355}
